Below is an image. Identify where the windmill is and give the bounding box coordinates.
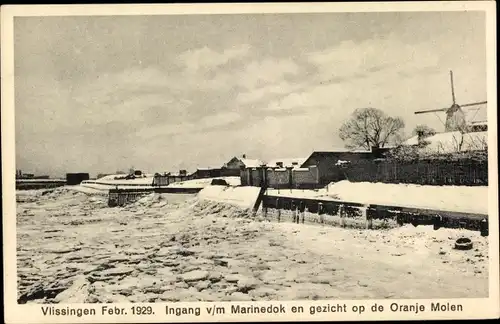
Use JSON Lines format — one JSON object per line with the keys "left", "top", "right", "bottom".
{"left": 414, "top": 70, "right": 487, "bottom": 133}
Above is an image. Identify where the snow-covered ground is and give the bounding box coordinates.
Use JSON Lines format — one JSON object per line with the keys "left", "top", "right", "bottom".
{"left": 85, "top": 174, "right": 154, "bottom": 186}
{"left": 163, "top": 177, "right": 241, "bottom": 189}
{"left": 79, "top": 182, "right": 153, "bottom": 191}
{"left": 79, "top": 176, "right": 241, "bottom": 191}
{"left": 198, "top": 185, "right": 261, "bottom": 209}
{"left": 268, "top": 181, "right": 488, "bottom": 215}
{"left": 67, "top": 184, "right": 112, "bottom": 195}
{"left": 16, "top": 188, "right": 488, "bottom": 303}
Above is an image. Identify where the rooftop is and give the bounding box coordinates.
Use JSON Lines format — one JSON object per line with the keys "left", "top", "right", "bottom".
{"left": 239, "top": 158, "right": 264, "bottom": 168}
{"left": 266, "top": 157, "right": 308, "bottom": 168}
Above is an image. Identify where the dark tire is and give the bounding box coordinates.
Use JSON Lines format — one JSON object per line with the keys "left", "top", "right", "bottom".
{"left": 454, "top": 237, "right": 473, "bottom": 250}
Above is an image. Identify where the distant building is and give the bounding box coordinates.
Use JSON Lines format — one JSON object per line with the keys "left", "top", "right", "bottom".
{"left": 224, "top": 155, "right": 264, "bottom": 170}
{"left": 300, "top": 148, "right": 389, "bottom": 185}
{"left": 153, "top": 170, "right": 193, "bottom": 187}
{"left": 191, "top": 168, "right": 222, "bottom": 179}
{"left": 66, "top": 173, "right": 90, "bottom": 185}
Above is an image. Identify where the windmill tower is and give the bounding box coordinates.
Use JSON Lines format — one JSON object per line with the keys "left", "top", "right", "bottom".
{"left": 414, "top": 71, "right": 487, "bottom": 133}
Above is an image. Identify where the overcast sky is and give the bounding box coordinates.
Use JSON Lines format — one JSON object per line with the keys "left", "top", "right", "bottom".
{"left": 14, "top": 11, "right": 487, "bottom": 177}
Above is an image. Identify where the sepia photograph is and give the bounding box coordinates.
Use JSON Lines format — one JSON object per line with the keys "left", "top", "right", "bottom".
{"left": 2, "top": 2, "right": 498, "bottom": 323}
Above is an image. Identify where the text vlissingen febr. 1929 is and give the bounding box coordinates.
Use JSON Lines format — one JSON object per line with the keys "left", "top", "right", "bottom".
{"left": 40, "top": 302, "right": 463, "bottom": 318}
{"left": 41, "top": 305, "right": 154, "bottom": 317}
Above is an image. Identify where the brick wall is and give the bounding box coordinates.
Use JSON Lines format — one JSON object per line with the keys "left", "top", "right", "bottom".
{"left": 292, "top": 166, "right": 319, "bottom": 188}
{"left": 267, "top": 169, "right": 289, "bottom": 187}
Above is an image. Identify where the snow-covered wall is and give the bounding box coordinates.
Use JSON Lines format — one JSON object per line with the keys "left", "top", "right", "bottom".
{"left": 325, "top": 180, "right": 488, "bottom": 215}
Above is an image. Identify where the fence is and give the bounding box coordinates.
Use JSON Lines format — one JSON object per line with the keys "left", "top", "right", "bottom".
{"left": 16, "top": 180, "right": 66, "bottom": 190}
{"left": 108, "top": 189, "right": 153, "bottom": 207}
{"left": 152, "top": 174, "right": 193, "bottom": 187}
{"left": 240, "top": 166, "right": 320, "bottom": 189}
{"left": 342, "top": 159, "right": 488, "bottom": 186}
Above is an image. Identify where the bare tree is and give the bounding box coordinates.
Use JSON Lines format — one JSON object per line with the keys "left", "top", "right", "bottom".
{"left": 339, "top": 108, "right": 405, "bottom": 150}
{"left": 450, "top": 132, "right": 465, "bottom": 152}
{"left": 412, "top": 124, "right": 436, "bottom": 138}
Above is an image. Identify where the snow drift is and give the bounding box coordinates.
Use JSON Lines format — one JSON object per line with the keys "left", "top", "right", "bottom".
{"left": 198, "top": 185, "right": 261, "bottom": 210}
{"left": 167, "top": 177, "right": 241, "bottom": 189}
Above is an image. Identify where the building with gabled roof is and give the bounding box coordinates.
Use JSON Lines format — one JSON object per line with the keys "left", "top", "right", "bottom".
{"left": 300, "top": 147, "right": 390, "bottom": 185}
{"left": 224, "top": 155, "right": 264, "bottom": 170}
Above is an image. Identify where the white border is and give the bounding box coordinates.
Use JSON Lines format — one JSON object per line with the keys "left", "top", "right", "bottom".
{"left": 2, "top": 2, "right": 498, "bottom": 323}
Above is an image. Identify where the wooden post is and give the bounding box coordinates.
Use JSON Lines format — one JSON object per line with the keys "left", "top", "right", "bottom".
{"left": 276, "top": 198, "right": 281, "bottom": 223}
{"left": 301, "top": 208, "right": 306, "bottom": 224}
{"left": 299, "top": 201, "right": 305, "bottom": 224}
{"left": 433, "top": 215, "right": 442, "bottom": 231}
{"left": 396, "top": 213, "right": 404, "bottom": 226}
{"left": 480, "top": 218, "right": 488, "bottom": 237}
{"left": 318, "top": 202, "right": 324, "bottom": 224}
{"left": 363, "top": 206, "right": 372, "bottom": 229}
{"left": 338, "top": 204, "right": 345, "bottom": 227}
{"left": 249, "top": 168, "right": 253, "bottom": 186}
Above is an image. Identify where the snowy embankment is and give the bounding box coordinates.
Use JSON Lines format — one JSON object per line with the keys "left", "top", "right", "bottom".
{"left": 79, "top": 174, "right": 154, "bottom": 191}
{"left": 166, "top": 177, "right": 241, "bottom": 189}
{"left": 67, "top": 184, "right": 113, "bottom": 195}
{"left": 79, "top": 176, "right": 241, "bottom": 192}
{"left": 198, "top": 185, "right": 261, "bottom": 209}
{"left": 267, "top": 180, "right": 488, "bottom": 215}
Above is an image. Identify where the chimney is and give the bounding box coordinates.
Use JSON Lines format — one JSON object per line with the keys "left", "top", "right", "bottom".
{"left": 242, "top": 154, "right": 246, "bottom": 159}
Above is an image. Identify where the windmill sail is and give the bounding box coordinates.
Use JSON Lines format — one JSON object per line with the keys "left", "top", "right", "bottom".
{"left": 413, "top": 70, "right": 487, "bottom": 133}
{"left": 461, "top": 101, "right": 487, "bottom": 108}
{"left": 414, "top": 107, "right": 449, "bottom": 114}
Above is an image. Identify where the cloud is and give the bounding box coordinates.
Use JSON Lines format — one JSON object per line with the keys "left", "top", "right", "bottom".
{"left": 135, "top": 111, "right": 242, "bottom": 140}
{"left": 68, "top": 67, "right": 195, "bottom": 127}
{"left": 237, "top": 58, "right": 300, "bottom": 90}
{"left": 198, "top": 111, "right": 242, "bottom": 129}
{"left": 307, "top": 35, "right": 440, "bottom": 82}
{"left": 235, "top": 80, "right": 302, "bottom": 105}
{"left": 177, "top": 44, "right": 251, "bottom": 73}
{"left": 233, "top": 58, "right": 303, "bottom": 107}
